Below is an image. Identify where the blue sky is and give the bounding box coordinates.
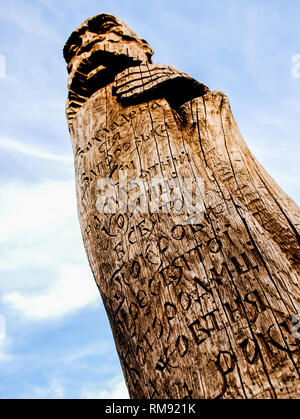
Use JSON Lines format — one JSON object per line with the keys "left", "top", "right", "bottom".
{"left": 0, "top": 0, "right": 299, "bottom": 399}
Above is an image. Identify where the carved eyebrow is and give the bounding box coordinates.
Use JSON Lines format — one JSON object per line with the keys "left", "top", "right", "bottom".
{"left": 64, "top": 31, "right": 83, "bottom": 63}
{"left": 64, "top": 14, "right": 121, "bottom": 63}
{"left": 88, "top": 16, "right": 118, "bottom": 33}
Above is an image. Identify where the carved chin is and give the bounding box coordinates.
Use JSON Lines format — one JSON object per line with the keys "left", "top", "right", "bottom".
{"left": 67, "top": 45, "right": 144, "bottom": 121}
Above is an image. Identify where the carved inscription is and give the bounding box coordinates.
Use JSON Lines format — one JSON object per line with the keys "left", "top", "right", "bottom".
{"left": 74, "top": 95, "right": 300, "bottom": 399}
{"left": 65, "top": 13, "right": 300, "bottom": 399}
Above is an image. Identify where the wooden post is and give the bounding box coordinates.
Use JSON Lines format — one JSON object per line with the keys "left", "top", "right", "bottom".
{"left": 64, "top": 14, "right": 300, "bottom": 399}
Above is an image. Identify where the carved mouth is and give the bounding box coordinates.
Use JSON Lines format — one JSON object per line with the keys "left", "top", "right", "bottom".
{"left": 67, "top": 46, "right": 142, "bottom": 121}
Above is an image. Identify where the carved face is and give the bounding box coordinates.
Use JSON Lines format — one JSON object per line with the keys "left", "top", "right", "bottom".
{"left": 64, "top": 14, "right": 154, "bottom": 110}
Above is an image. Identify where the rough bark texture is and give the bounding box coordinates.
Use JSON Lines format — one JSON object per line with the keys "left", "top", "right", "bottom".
{"left": 64, "top": 14, "right": 300, "bottom": 399}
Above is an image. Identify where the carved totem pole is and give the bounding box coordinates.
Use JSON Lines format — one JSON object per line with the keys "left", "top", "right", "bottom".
{"left": 64, "top": 14, "right": 300, "bottom": 399}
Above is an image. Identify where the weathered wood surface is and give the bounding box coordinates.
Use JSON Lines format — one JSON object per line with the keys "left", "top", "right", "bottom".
{"left": 64, "top": 14, "right": 300, "bottom": 399}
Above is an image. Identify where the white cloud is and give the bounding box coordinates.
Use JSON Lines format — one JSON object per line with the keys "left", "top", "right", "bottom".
{"left": 29, "top": 378, "right": 65, "bottom": 399}
{"left": 0, "top": 137, "right": 72, "bottom": 163}
{"left": 3, "top": 264, "right": 98, "bottom": 321}
{"left": 17, "top": 375, "right": 129, "bottom": 399}
{"left": 81, "top": 376, "right": 129, "bottom": 399}
{"left": 0, "top": 179, "right": 73, "bottom": 239}
{"left": 0, "top": 0, "right": 63, "bottom": 42}
{"left": 0, "top": 336, "right": 13, "bottom": 363}
{"left": 0, "top": 178, "right": 100, "bottom": 320}
{"left": 63, "top": 341, "right": 111, "bottom": 364}
{"left": 0, "top": 179, "right": 83, "bottom": 273}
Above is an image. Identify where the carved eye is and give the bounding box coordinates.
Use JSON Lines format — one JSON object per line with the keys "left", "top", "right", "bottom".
{"left": 102, "top": 22, "right": 116, "bottom": 31}
{"left": 141, "top": 39, "right": 148, "bottom": 44}
{"left": 89, "top": 18, "right": 117, "bottom": 34}
{"left": 70, "top": 44, "right": 80, "bottom": 54}
{"left": 64, "top": 32, "right": 83, "bottom": 62}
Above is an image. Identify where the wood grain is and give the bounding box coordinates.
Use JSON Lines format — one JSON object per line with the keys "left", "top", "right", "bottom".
{"left": 64, "top": 14, "right": 300, "bottom": 399}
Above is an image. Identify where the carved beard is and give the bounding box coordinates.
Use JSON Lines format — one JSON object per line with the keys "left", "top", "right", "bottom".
{"left": 68, "top": 44, "right": 144, "bottom": 100}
